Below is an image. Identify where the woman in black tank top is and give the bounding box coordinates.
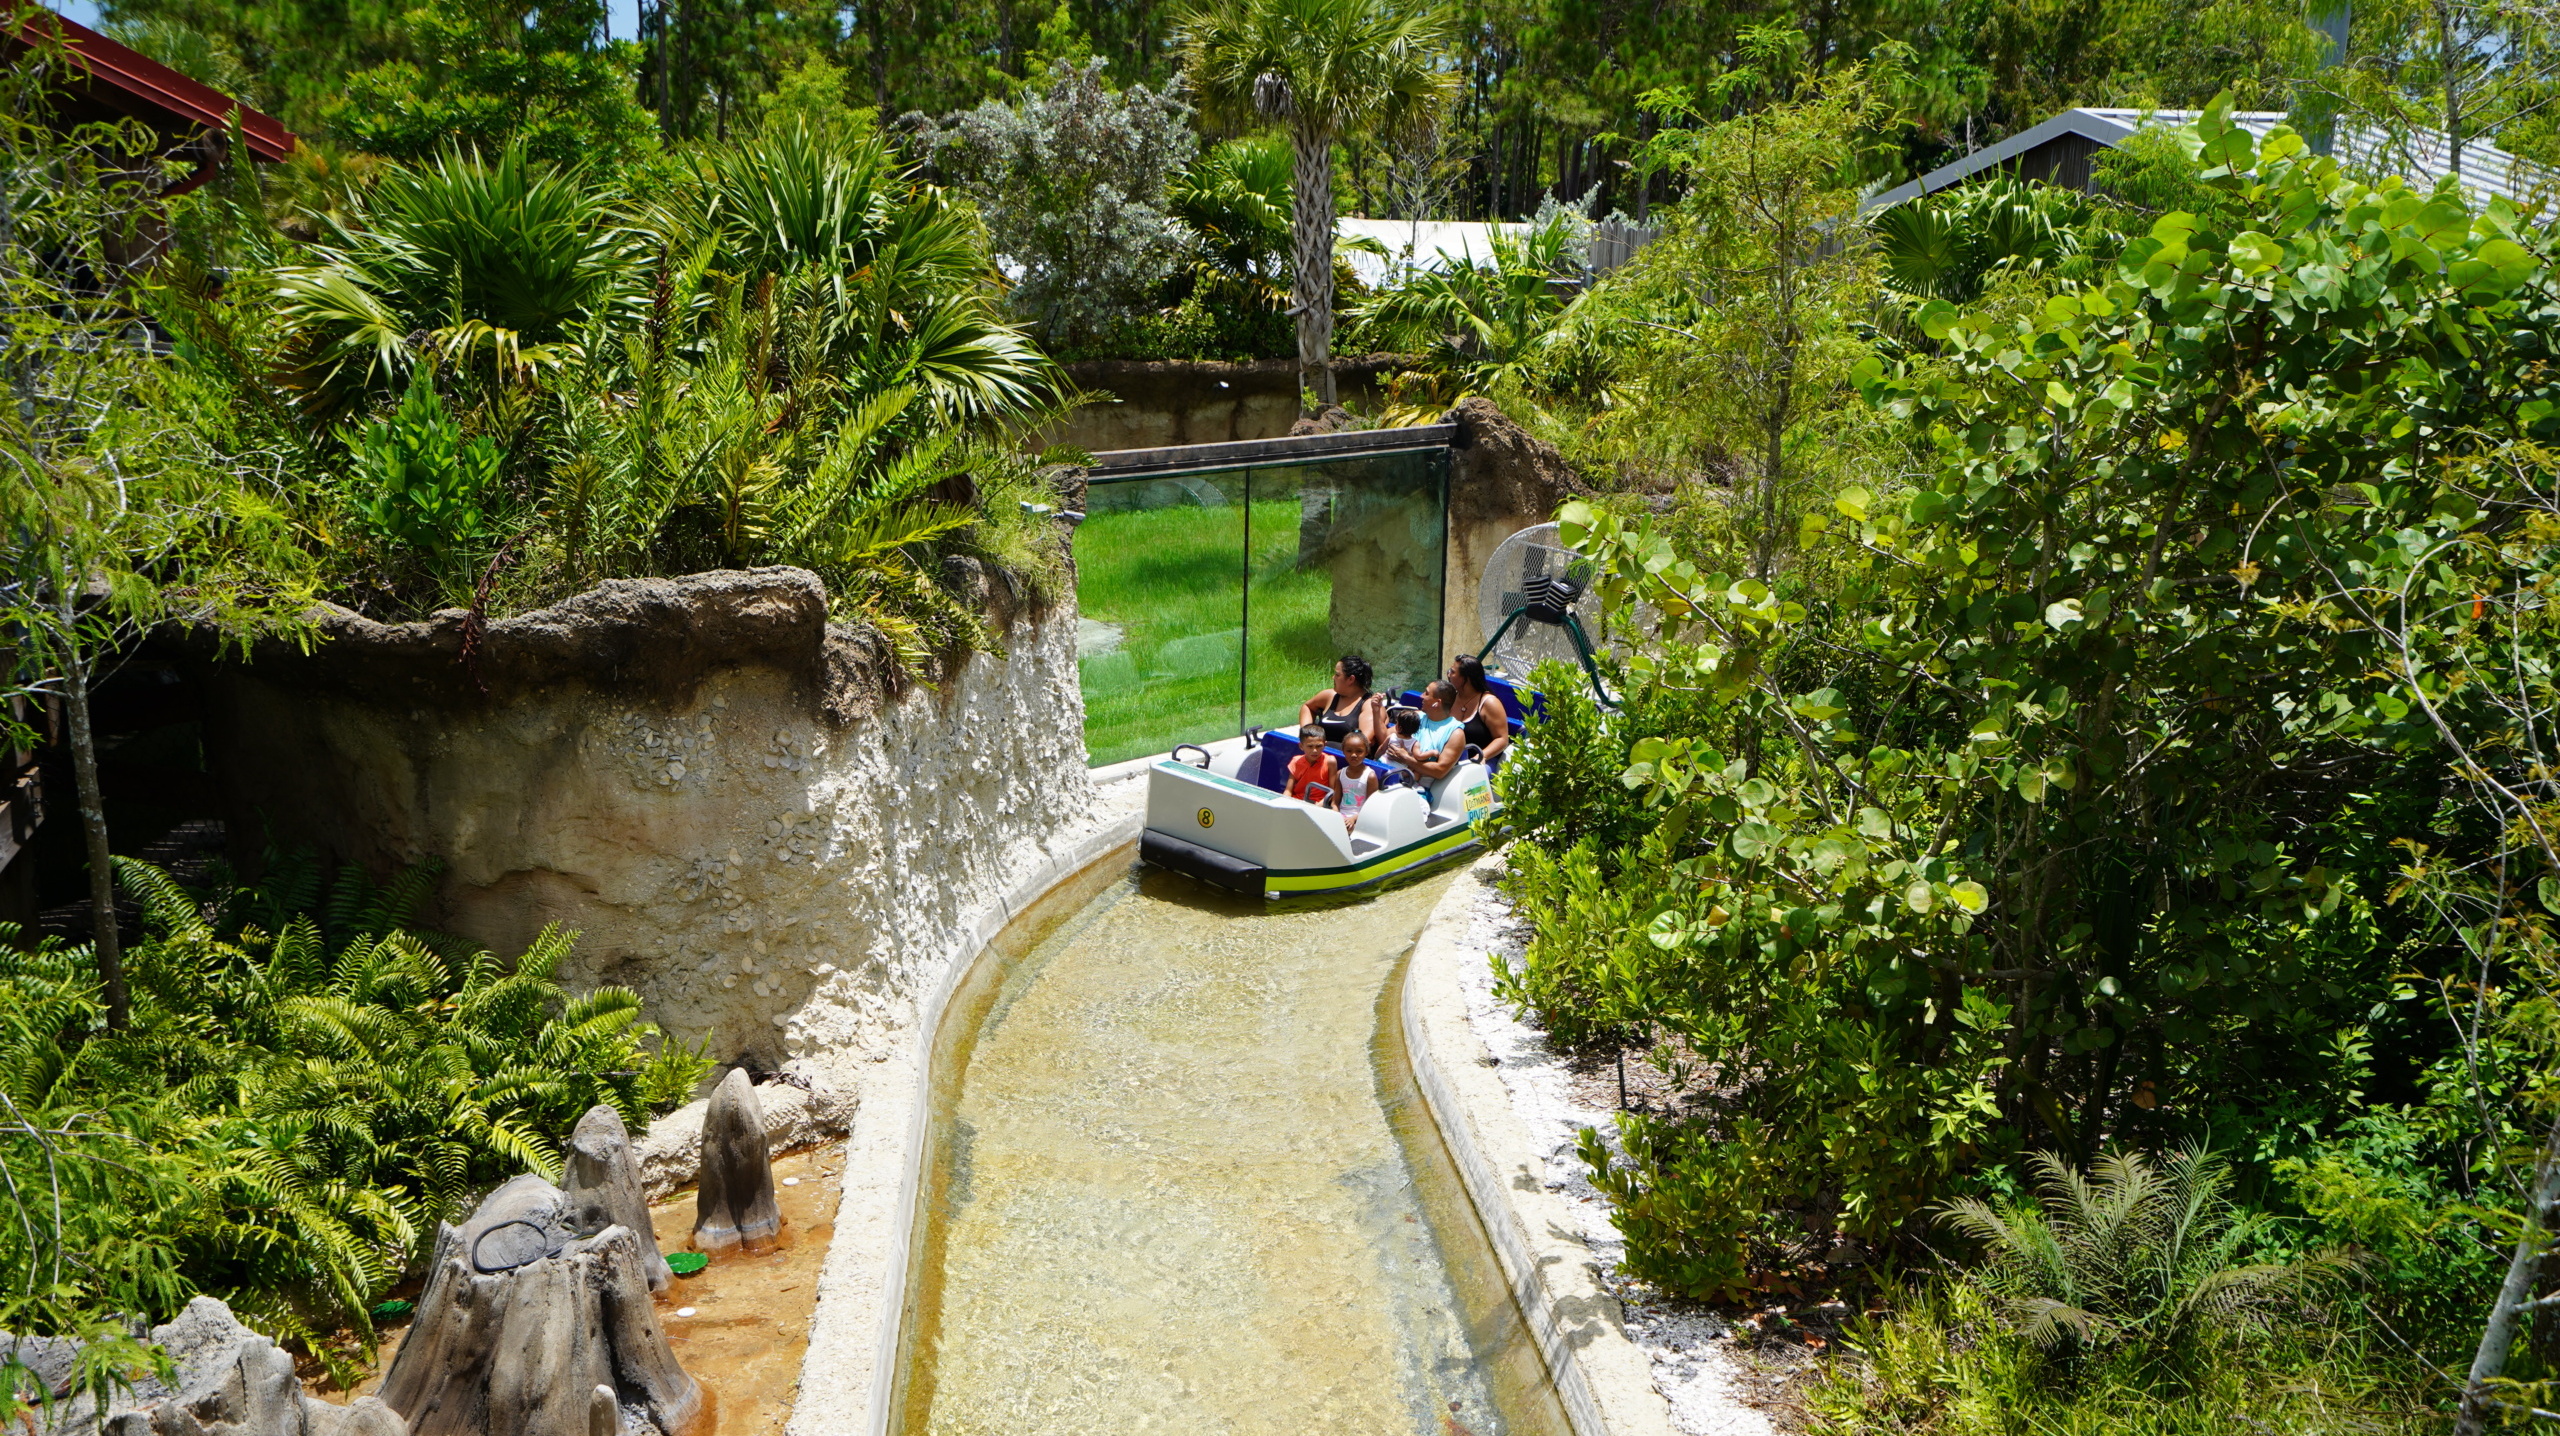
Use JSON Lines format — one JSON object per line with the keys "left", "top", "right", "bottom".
{"left": 1299, "top": 654, "right": 1383, "bottom": 752}
{"left": 1448, "top": 653, "right": 1511, "bottom": 763}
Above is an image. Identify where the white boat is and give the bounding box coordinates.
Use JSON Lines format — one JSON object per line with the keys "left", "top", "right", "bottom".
{"left": 1139, "top": 739, "right": 1496, "bottom": 899}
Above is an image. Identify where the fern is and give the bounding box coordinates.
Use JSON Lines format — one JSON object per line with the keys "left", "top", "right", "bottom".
{"left": 1938, "top": 1147, "right": 2362, "bottom": 1383}
{"left": 0, "top": 855, "right": 706, "bottom": 1378}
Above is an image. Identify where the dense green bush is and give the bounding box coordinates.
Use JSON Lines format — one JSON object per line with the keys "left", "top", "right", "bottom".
{"left": 0, "top": 857, "right": 709, "bottom": 1379}
{"left": 1809, "top": 1279, "right": 2431, "bottom": 1435}
{"left": 1805, "top": 1148, "right": 2427, "bottom": 1434}
{"left": 1047, "top": 293, "right": 1296, "bottom": 364}
{"left": 1494, "top": 100, "right": 2559, "bottom": 1335}
{"left": 909, "top": 58, "right": 1198, "bottom": 348}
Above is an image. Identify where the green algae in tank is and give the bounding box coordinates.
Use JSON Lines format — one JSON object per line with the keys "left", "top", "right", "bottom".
{"left": 893, "top": 867, "right": 1569, "bottom": 1435}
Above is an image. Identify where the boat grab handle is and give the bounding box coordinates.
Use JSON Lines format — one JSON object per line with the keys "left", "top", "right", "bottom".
{"left": 1171, "top": 744, "right": 1212, "bottom": 769}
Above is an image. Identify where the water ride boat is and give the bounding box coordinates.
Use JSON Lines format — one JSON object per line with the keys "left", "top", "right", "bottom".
{"left": 1141, "top": 522, "right": 1618, "bottom": 900}
{"left": 1139, "top": 732, "right": 1498, "bottom": 899}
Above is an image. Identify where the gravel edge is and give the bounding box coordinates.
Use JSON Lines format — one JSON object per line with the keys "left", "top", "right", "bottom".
{"left": 1419, "top": 855, "right": 1780, "bottom": 1436}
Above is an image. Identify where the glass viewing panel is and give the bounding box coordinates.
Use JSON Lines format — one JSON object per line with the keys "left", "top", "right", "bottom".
{"left": 1075, "top": 447, "right": 1447, "bottom": 766}
{"left": 1072, "top": 471, "right": 1248, "bottom": 767}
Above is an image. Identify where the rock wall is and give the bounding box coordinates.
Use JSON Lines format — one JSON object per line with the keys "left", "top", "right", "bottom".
{"left": 1030, "top": 356, "right": 1400, "bottom": 454}
{"left": 192, "top": 566, "right": 1097, "bottom": 1090}
{"left": 1442, "top": 398, "right": 1583, "bottom": 666}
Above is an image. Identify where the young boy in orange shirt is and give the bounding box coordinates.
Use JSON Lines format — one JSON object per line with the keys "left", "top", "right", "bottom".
{"left": 1285, "top": 723, "right": 1339, "bottom": 807}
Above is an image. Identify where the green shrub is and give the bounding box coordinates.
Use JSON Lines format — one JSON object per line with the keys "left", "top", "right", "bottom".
{"left": 1809, "top": 1281, "right": 2432, "bottom": 1436}
{"left": 346, "top": 367, "right": 507, "bottom": 580}
{"left": 1049, "top": 293, "right": 1294, "bottom": 363}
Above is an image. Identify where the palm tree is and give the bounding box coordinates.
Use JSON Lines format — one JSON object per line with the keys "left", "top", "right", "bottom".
{"left": 1870, "top": 177, "right": 2100, "bottom": 306}
{"left": 273, "top": 144, "right": 636, "bottom": 422}
{"left": 1179, "top": 0, "right": 1453, "bottom": 411}
{"left": 670, "top": 120, "right": 1054, "bottom": 424}
{"left": 1170, "top": 133, "right": 1295, "bottom": 314}
{"left": 1350, "top": 209, "right": 1585, "bottom": 395}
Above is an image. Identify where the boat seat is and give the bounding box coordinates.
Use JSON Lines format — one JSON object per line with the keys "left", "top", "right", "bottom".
{"left": 1354, "top": 787, "right": 1428, "bottom": 849}
{"left": 1253, "top": 727, "right": 1410, "bottom": 796}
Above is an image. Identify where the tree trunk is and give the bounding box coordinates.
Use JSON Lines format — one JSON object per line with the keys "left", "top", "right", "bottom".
{"left": 383, "top": 1174, "right": 701, "bottom": 1436}
{"left": 2456, "top": 1112, "right": 2560, "bottom": 1435}
{"left": 1288, "top": 123, "right": 1339, "bottom": 413}
{"left": 1634, "top": 113, "right": 1652, "bottom": 223}
{"left": 1755, "top": 407, "right": 1787, "bottom": 581}
{"left": 54, "top": 598, "right": 125, "bottom": 1030}
{"left": 2441, "top": 0, "right": 2465, "bottom": 176}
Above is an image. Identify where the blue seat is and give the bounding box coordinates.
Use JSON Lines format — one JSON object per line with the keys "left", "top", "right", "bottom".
{"left": 1254, "top": 727, "right": 1409, "bottom": 795}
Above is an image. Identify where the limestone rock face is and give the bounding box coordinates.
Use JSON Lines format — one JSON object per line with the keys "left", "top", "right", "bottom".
{"left": 191, "top": 568, "right": 1096, "bottom": 1098}
{"left": 692, "top": 1070, "right": 782, "bottom": 1253}
{"left": 566, "top": 1104, "right": 672, "bottom": 1292}
{"left": 16, "top": 1295, "right": 406, "bottom": 1436}
{"left": 380, "top": 1176, "right": 699, "bottom": 1436}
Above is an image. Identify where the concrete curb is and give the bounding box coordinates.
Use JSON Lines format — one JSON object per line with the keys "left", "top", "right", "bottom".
{"left": 1402, "top": 854, "right": 1678, "bottom": 1436}
{"left": 784, "top": 810, "right": 1143, "bottom": 1436}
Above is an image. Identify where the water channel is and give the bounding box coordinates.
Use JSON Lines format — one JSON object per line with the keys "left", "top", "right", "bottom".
{"left": 892, "top": 864, "right": 1570, "bottom": 1435}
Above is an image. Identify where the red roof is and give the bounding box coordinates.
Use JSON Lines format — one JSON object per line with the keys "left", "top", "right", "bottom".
{"left": 5, "top": 2, "right": 295, "bottom": 160}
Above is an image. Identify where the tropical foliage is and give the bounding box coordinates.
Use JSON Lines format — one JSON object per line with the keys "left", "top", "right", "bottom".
{"left": 1806, "top": 1149, "right": 2408, "bottom": 1434}
{"left": 163, "top": 122, "right": 1063, "bottom": 639}
{"left": 0, "top": 855, "right": 709, "bottom": 1389}
{"left": 1493, "top": 97, "right": 2560, "bottom": 1424}
{"left": 1349, "top": 210, "right": 1590, "bottom": 398}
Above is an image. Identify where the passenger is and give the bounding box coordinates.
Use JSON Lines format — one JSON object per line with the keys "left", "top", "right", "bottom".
{"left": 1300, "top": 654, "right": 1386, "bottom": 753}
{"left": 1448, "top": 654, "right": 1512, "bottom": 765}
{"left": 1284, "top": 723, "right": 1340, "bottom": 808}
{"left": 1336, "top": 729, "right": 1382, "bottom": 833}
{"left": 1387, "top": 682, "right": 1467, "bottom": 788}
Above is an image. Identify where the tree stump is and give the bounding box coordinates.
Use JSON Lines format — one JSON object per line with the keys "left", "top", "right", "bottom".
{"left": 566, "top": 1105, "right": 672, "bottom": 1293}
{"left": 691, "top": 1070, "right": 781, "bottom": 1254}
{"left": 380, "top": 1175, "right": 701, "bottom": 1436}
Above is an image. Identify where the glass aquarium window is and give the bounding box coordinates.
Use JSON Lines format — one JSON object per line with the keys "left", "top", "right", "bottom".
{"left": 1243, "top": 453, "right": 1447, "bottom": 733}
{"left": 1075, "top": 447, "right": 1446, "bottom": 766}
{"left": 1073, "top": 472, "right": 1246, "bottom": 767}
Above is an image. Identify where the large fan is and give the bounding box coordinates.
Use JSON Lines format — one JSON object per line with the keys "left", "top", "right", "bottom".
{"left": 1475, "top": 523, "right": 1615, "bottom": 705}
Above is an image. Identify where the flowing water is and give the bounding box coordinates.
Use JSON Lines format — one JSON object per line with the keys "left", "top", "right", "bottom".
{"left": 893, "top": 865, "right": 1569, "bottom": 1436}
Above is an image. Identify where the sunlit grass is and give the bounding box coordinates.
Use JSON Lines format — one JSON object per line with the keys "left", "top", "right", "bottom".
{"left": 1074, "top": 500, "right": 1334, "bottom": 764}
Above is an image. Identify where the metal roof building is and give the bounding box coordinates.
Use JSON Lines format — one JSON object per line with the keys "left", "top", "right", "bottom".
{"left": 1867, "top": 106, "right": 2558, "bottom": 214}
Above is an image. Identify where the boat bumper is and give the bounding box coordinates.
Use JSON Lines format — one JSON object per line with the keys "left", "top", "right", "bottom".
{"left": 1140, "top": 829, "right": 1268, "bottom": 896}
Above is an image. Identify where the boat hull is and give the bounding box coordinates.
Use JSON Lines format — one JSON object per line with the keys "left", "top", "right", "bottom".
{"left": 1139, "top": 756, "right": 1495, "bottom": 900}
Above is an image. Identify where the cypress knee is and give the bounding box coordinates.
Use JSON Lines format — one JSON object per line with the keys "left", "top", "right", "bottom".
{"left": 692, "top": 1069, "right": 782, "bottom": 1254}
{"left": 567, "top": 1104, "right": 672, "bottom": 1292}
{"left": 380, "top": 1175, "right": 700, "bottom": 1436}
